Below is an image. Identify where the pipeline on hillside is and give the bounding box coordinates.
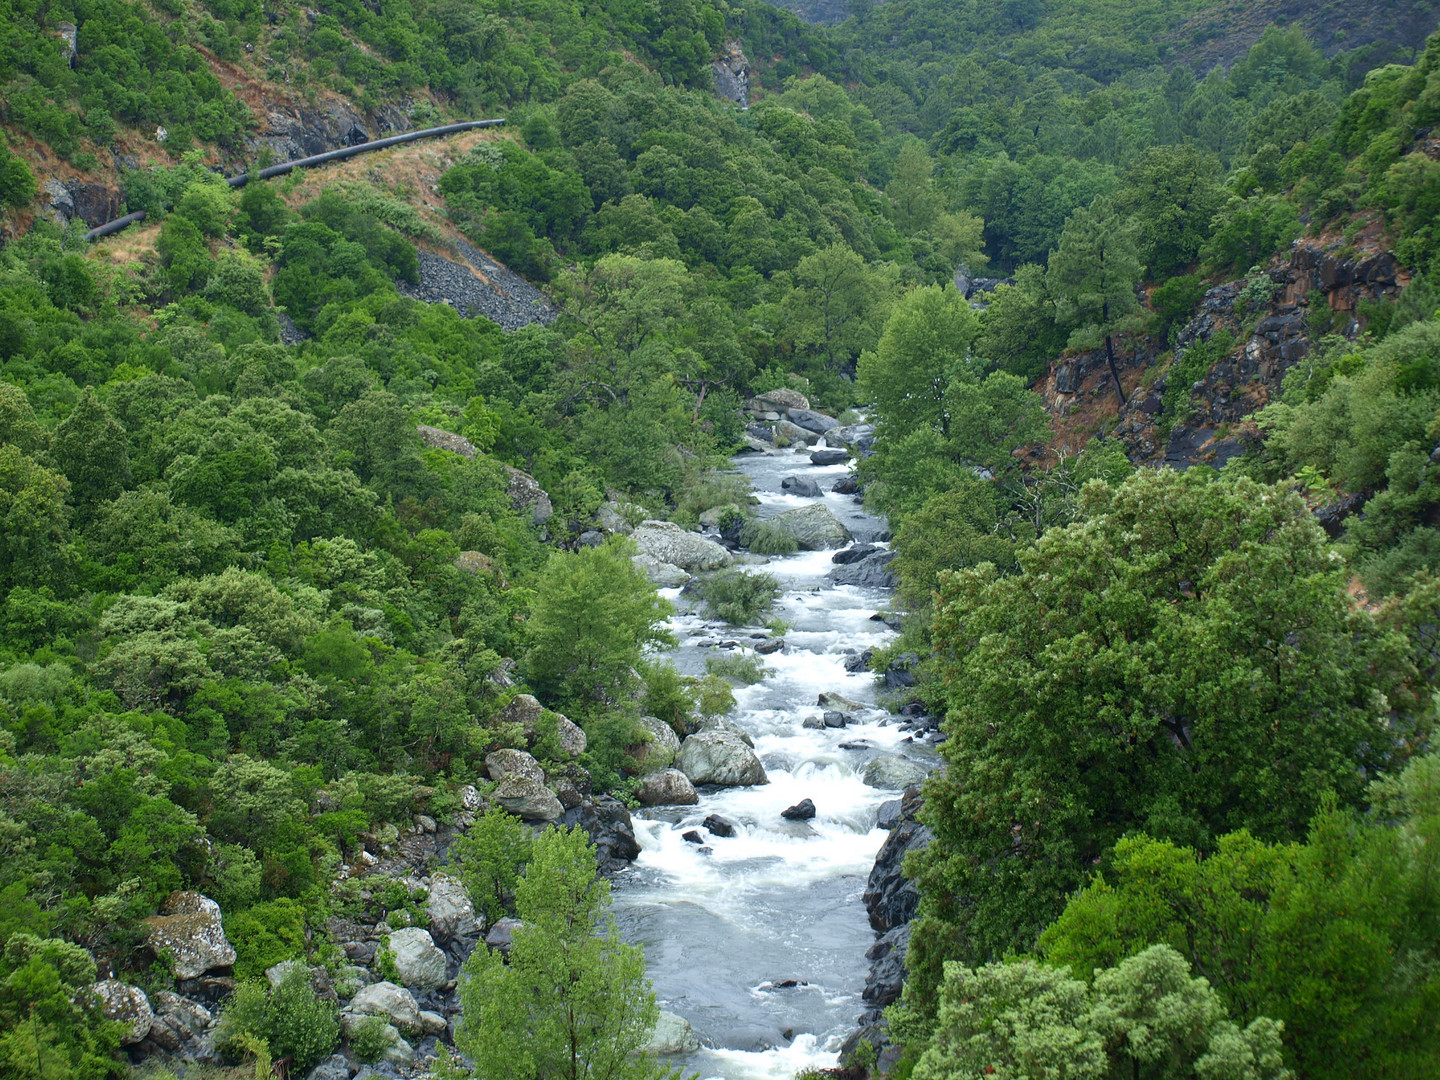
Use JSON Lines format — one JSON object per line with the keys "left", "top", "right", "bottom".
{"left": 81, "top": 118, "right": 506, "bottom": 243}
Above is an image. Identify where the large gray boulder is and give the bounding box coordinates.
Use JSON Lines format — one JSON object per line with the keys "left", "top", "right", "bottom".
{"left": 678, "top": 731, "right": 767, "bottom": 787}
{"left": 142, "top": 892, "right": 236, "bottom": 979}
{"left": 492, "top": 773, "right": 564, "bottom": 821}
{"left": 485, "top": 748, "right": 545, "bottom": 784}
{"left": 787, "top": 408, "right": 840, "bottom": 434}
{"left": 694, "top": 715, "right": 755, "bottom": 747}
{"left": 646, "top": 1010, "right": 702, "bottom": 1054}
{"left": 781, "top": 475, "right": 823, "bottom": 498}
{"left": 633, "top": 715, "right": 682, "bottom": 769}
{"left": 809, "top": 447, "right": 850, "bottom": 466}
{"left": 827, "top": 549, "right": 896, "bottom": 588}
{"left": 387, "top": 927, "right": 447, "bottom": 991}
{"left": 747, "top": 388, "right": 809, "bottom": 412}
{"left": 347, "top": 981, "right": 422, "bottom": 1037}
{"left": 427, "top": 874, "right": 482, "bottom": 941}
{"left": 632, "top": 554, "right": 691, "bottom": 587}
{"left": 92, "top": 979, "right": 153, "bottom": 1045}
{"left": 147, "top": 990, "right": 213, "bottom": 1055}
{"left": 862, "top": 756, "right": 929, "bottom": 791}
{"left": 632, "top": 520, "right": 732, "bottom": 571}
{"left": 770, "top": 504, "right": 852, "bottom": 550}
{"left": 634, "top": 768, "right": 699, "bottom": 807}
{"left": 497, "top": 694, "right": 587, "bottom": 759}
{"left": 773, "top": 419, "right": 820, "bottom": 445}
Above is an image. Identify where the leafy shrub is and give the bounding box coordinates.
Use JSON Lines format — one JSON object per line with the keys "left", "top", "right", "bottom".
{"left": 216, "top": 969, "right": 339, "bottom": 1073}
{"left": 700, "top": 569, "right": 783, "bottom": 626}
{"left": 349, "top": 1014, "right": 395, "bottom": 1063}
{"left": 705, "top": 653, "right": 773, "bottom": 686}
{"left": 224, "top": 898, "right": 307, "bottom": 981}
{"left": 447, "top": 809, "right": 533, "bottom": 924}
{"left": 738, "top": 519, "right": 799, "bottom": 555}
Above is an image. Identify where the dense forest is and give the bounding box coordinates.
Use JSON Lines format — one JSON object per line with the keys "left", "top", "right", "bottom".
{"left": 2, "top": 0, "right": 1440, "bottom": 1077}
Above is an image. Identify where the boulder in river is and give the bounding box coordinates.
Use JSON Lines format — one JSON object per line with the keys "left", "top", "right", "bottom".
{"left": 683, "top": 829, "right": 705, "bottom": 844}
{"left": 142, "top": 892, "right": 236, "bottom": 979}
{"left": 773, "top": 419, "right": 820, "bottom": 445}
{"left": 632, "top": 520, "right": 732, "bottom": 571}
{"left": 809, "top": 447, "right": 849, "bottom": 466}
{"left": 781, "top": 799, "right": 816, "bottom": 821}
{"left": 633, "top": 715, "right": 682, "bottom": 769}
{"left": 786, "top": 408, "right": 840, "bottom": 434}
{"left": 832, "top": 543, "right": 878, "bottom": 565}
{"left": 818, "top": 691, "right": 863, "bottom": 711}
{"left": 677, "top": 730, "right": 768, "bottom": 786}
{"left": 862, "top": 755, "right": 929, "bottom": 791}
{"left": 769, "top": 504, "right": 851, "bottom": 550}
{"left": 633, "top": 553, "right": 691, "bottom": 587}
{"left": 562, "top": 795, "right": 641, "bottom": 870}
{"left": 823, "top": 711, "right": 849, "bottom": 728}
{"left": 827, "top": 549, "right": 896, "bottom": 588}
{"left": 755, "top": 636, "right": 785, "bottom": 654}
{"left": 780, "top": 475, "right": 823, "bottom": 498}
{"left": 703, "top": 813, "right": 738, "bottom": 837}
{"left": 634, "top": 768, "right": 699, "bottom": 807}
{"left": 647, "top": 1010, "right": 702, "bottom": 1054}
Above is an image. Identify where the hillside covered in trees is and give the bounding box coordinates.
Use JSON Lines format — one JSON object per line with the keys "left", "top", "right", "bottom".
{"left": 2, "top": 0, "right": 1440, "bottom": 1077}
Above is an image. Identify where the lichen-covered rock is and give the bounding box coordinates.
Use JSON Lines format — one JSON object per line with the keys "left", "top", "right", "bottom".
{"left": 492, "top": 773, "right": 563, "bottom": 821}
{"left": 497, "top": 695, "right": 588, "bottom": 759}
{"left": 677, "top": 731, "right": 767, "bottom": 787}
{"left": 427, "top": 874, "right": 482, "bottom": 942}
{"left": 769, "top": 504, "right": 851, "bottom": 550}
{"left": 634, "top": 768, "right": 699, "bottom": 806}
{"left": 862, "top": 755, "right": 929, "bottom": 792}
{"left": 747, "top": 388, "right": 809, "bottom": 412}
{"left": 633, "top": 554, "right": 691, "bottom": 587}
{"left": 786, "top": 408, "right": 840, "bottom": 434}
{"left": 647, "top": 1010, "right": 702, "bottom": 1054}
{"left": 92, "top": 979, "right": 153, "bottom": 1044}
{"left": 632, "top": 520, "right": 732, "bottom": 571}
{"left": 416, "top": 425, "right": 552, "bottom": 522}
{"left": 387, "top": 927, "right": 447, "bottom": 991}
{"left": 147, "top": 990, "right": 213, "bottom": 1055}
{"left": 485, "top": 747, "right": 545, "bottom": 784}
{"left": 633, "top": 715, "right": 682, "bottom": 768}
{"left": 346, "top": 981, "right": 422, "bottom": 1036}
{"left": 143, "top": 892, "right": 236, "bottom": 979}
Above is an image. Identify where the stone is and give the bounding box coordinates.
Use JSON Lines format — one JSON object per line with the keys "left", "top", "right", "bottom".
{"left": 802, "top": 715, "right": 826, "bottom": 729}
{"left": 832, "top": 475, "right": 860, "bottom": 495}
{"left": 773, "top": 419, "right": 820, "bottom": 445}
{"left": 755, "top": 636, "right": 784, "bottom": 654}
{"left": 769, "top": 504, "right": 851, "bottom": 550}
{"left": 699, "top": 503, "right": 741, "bottom": 527}
{"left": 576, "top": 529, "right": 606, "bottom": 547}
{"left": 634, "top": 768, "right": 699, "bottom": 806}
{"left": 380, "top": 1030, "right": 415, "bottom": 1066}
{"left": 388, "top": 927, "right": 447, "bottom": 991}
{"left": 832, "top": 543, "right": 879, "bottom": 565}
{"left": 419, "top": 1010, "right": 449, "bottom": 1036}
{"left": 143, "top": 892, "right": 237, "bottom": 979}
{"left": 747, "top": 387, "right": 809, "bottom": 411}
{"left": 426, "top": 874, "right": 482, "bottom": 942}
{"left": 632, "top": 520, "right": 732, "bottom": 571}
{"left": 844, "top": 648, "right": 874, "bottom": 673}
{"left": 822, "top": 711, "right": 848, "bottom": 728}
{"left": 347, "top": 981, "right": 422, "bottom": 1037}
{"left": 632, "top": 554, "right": 692, "bottom": 588}
{"left": 809, "top": 448, "right": 849, "bottom": 466}
{"left": 884, "top": 652, "right": 920, "bottom": 690}
{"left": 862, "top": 756, "right": 929, "bottom": 791}
{"left": 682, "top": 829, "right": 705, "bottom": 844}
{"left": 739, "top": 434, "right": 780, "bottom": 455}
{"left": 147, "top": 990, "right": 213, "bottom": 1054}
{"left": 647, "top": 1010, "right": 702, "bottom": 1054}
{"left": 818, "top": 692, "right": 864, "bottom": 711}
{"left": 414, "top": 814, "right": 437, "bottom": 833}
{"left": 781, "top": 799, "right": 816, "bottom": 821}
{"left": 694, "top": 715, "right": 755, "bottom": 747}
{"left": 499, "top": 695, "right": 589, "bottom": 759}
{"left": 504, "top": 465, "right": 554, "bottom": 525}
{"left": 485, "top": 918, "right": 523, "bottom": 955}
{"left": 458, "top": 785, "right": 483, "bottom": 811}
{"left": 595, "top": 501, "right": 637, "bottom": 534}
{"left": 307, "top": 1054, "right": 353, "bottom": 1080}
{"left": 677, "top": 731, "right": 768, "bottom": 786}
{"left": 865, "top": 796, "right": 931, "bottom": 932}
{"left": 780, "top": 475, "right": 823, "bottom": 498}
{"left": 264, "top": 959, "right": 305, "bottom": 989}
{"left": 92, "top": 979, "right": 153, "bottom": 1045}
{"left": 876, "top": 799, "right": 903, "bottom": 830}
{"left": 827, "top": 549, "right": 896, "bottom": 588}
{"left": 492, "top": 774, "right": 564, "bottom": 821}
{"left": 485, "top": 747, "right": 545, "bottom": 784}
{"left": 634, "top": 715, "right": 682, "bottom": 768}
{"left": 786, "top": 408, "right": 841, "bottom": 434}
{"left": 562, "top": 795, "right": 641, "bottom": 871}
{"left": 862, "top": 923, "right": 912, "bottom": 1008}
{"left": 703, "top": 814, "right": 738, "bottom": 837}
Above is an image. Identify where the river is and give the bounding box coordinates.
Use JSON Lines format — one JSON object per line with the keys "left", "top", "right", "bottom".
{"left": 612, "top": 445, "right": 933, "bottom": 1080}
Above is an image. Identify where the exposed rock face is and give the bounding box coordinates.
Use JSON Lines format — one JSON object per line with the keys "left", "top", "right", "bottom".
{"left": 562, "top": 795, "right": 641, "bottom": 871}
{"left": 485, "top": 747, "right": 545, "bottom": 784}
{"left": 769, "top": 504, "right": 852, "bottom": 550}
{"left": 634, "top": 768, "right": 699, "bottom": 806}
{"left": 633, "top": 553, "right": 691, "bottom": 587}
{"left": 863, "top": 788, "right": 930, "bottom": 933}
{"left": 634, "top": 715, "right": 682, "bottom": 769}
{"left": 497, "top": 694, "right": 587, "bottom": 759}
{"left": 147, "top": 990, "right": 213, "bottom": 1056}
{"left": 648, "top": 1010, "right": 703, "bottom": 1054}
{"left": 678, "top": 730, "right": 768, "bottom": 786}
{"left": 492, "top": 773, "right": 563, "bottom": 821}
{"left": 862, "top": 755, "right": 929, "bottom": 791}
{"left": 247, "top": 99, "right": 408, "bottom": 161}
{"left": 415, "top": 425, "right": 553, "bottom": 521}
{"left": 398, "top": 241, "right": 559, "bottom": 332}
{"left": 92, "top": 980, "right": 153, "bottom": 1044}
{"left": 143, "top": 893, "right": 237, "bottom": 979}
{"left": 346, "top": 981, "right": 423, "bottom": 1037}
{"left": 631, "top": 520, "right": 732, "bottom": 570}
{"left": 425, "top": 875, "right": 480, "bottom": 944}
{"left": 786, "top": 408, "right": 841, "bottom": 435}
{"left": 711, "top": 40, "right": 750, "bottom": 108}
{"left": 387, "top": 927, "right": 448, "bottom": 991}
{"left": 827, "top": 549, "right": 896, "bottom": 588}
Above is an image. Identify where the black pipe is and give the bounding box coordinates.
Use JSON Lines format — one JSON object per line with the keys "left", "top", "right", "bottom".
{"left": 83, "top": 118, "right": 505, "bottom": 242}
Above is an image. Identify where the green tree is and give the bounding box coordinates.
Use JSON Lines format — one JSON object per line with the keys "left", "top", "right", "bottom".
{"left": 1115, "top": 145, "right": 1226, "bottom": 279}
{"left": 446, "top": 826, "right": 664, "bottom": 1080}
{"left": 901, "top": 468, "right": 1418, "bottom": 1028}
{"left": 1047, "top": 196, "right": 1145, "bottom": 405}
{"left": 782, "top": 244, "right": 895, "bottom": 376}
{"left": 523, "top": 539, "right": 675, "bottom": 714}
{"left": 858, "top": 284, "right": 979, "bottom": 436}
{"left": 0, "top": 446, "right": 71, "bottom": 595}
{"left": 52, "top": 388, "right": 129, "bottom": 519}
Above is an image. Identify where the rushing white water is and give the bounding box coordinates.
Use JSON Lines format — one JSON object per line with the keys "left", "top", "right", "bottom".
{"left": 612, "top": 444, "right": 932, "bottom": 1080}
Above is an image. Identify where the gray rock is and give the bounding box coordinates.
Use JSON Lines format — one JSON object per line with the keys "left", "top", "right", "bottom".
{"left": 634, "top": 769, "right": 699, "bottom": 806}
{"left": 781, "top": 475, "right": 823, "bottom": 498}
{"left": 713, "top": 38, "right": 749, "bottom": 107}
{"left": 747, "top": 388, "right": 810, "bottom": 411}
{"left": 307, "top": 1054, "right": 353, "bottom": 1080}
{"left": 822, "top": 711, "right": 849, "bottom": 728}
{"left": 387, "top": 927, "right": 447, "bottom": 991}
{"left": 458, "top": 784, "right": 482, "bottom": 811}
{"left": 782, "top": 799, "right": 816, "bottom": 821}
{"left": 147, "top": 990, "right": 213, "bottom": 1055}
{"left": 827, "top": 549, "right": 896, "bottom": 588}
{"left": 694, "top": 715, "right": 754, "bottom": 747}
{"left": 647, "top": 1010, "right": 702, "bottom": 1054}
{"left": 347, "top": 981, "right": 422, "bottom": 1037}
{"left": 739, "top": 434, "right": 780, "bottom": 455}
{"left": 876, "top": 799, "right": 903, "bottom": 830}
{"left": 485, "top": 918, "right": 523, "bottom": 955}
{"left": 773, "top": 419, "right": 820, "bottom": 445}
{"left": 426, "top": 874, "right": 482, "bottom": 942}
{"left": 818, "top": 692, "right": 864, "bottom": 710}
{"left": 595, "top": 501, "right": 635, "bottom": 534}
{"left": 492, "top": 774, "right": 563, "bottom": 821}
{"left": 755, "top": 636, "right": 784, "bottom": 654}
{"left": 677, "top": 731, "right": 767, "bottom": 787}
{"left": 862, "top": 756, "right": 929, "bottom": 791}
{"left": 809, "top": 447, "right": 849, "bottom": 466}
{"left": 832, "top": 543, "right": 879, "bottom": 565}
{"left": 703, "top": 814, "right": 737, "bottom": 837}
{"left": 577, "top": 529, "right": 606, "bottom": 547}
{"left": 802, "top": 715, "right": 826, "bottom": 729}
{"left": 561, "top": 795, "right": 641, "bottom": 870}
{"left": 264, "top": 959, "right": 305, "bottom": 989}
{"left": 634, "top": 715, "right": 682, "bottom": 769}
{"left": 699, "top": 503, "right": 741, "bottom": 527}
{"left": 498, "top": 695, "right": 588, "bottom": 759}
{"left": 786, "top": 408, "right": 841, "bottom": 434}
{"left": 485, "top": 747, "right": 545, "bottom": 784}
{"left": 632, "top": 520, "right": 732, "bottom": 571}
{"left": 414, "top": 814, "right": 437, "bottom": 833}
{"left": 632, "top": 554, "right": 692, "bottom": 588}
{"left": 419, "top": 1009, "right": 448, "bottom": 1035}
{"left": 92, "top": 979, "right": 152, "bottom": 1045}
{"left": 396, "top": 240, "right": 558, "bottom": 333}
{"left": 142, "top": 892, "right": 237, "bottom": 979}
{"left": 769, "top": 504, "right": 851, "bottom": 550}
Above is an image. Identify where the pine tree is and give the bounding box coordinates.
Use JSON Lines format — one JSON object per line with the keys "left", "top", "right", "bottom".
{"left": 52, "top": 387, "right": 129, "bottom": 518}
